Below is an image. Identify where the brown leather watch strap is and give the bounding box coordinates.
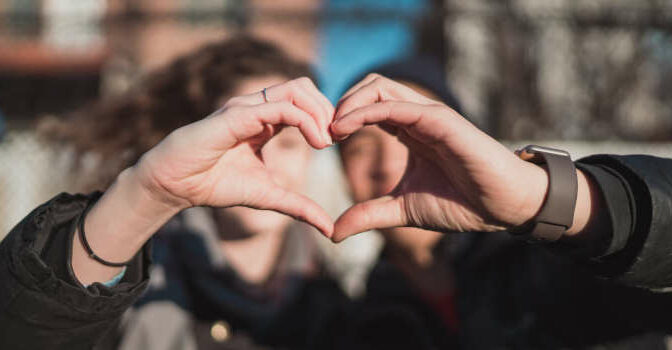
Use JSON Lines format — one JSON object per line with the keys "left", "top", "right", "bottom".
{"left": 515, "top": 145, "right": 578, "bottom": 241}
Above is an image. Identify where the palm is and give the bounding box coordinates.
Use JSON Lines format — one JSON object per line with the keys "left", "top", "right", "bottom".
{"left": 395, "top": 143, "right": 526, "bottom": 234}
{"left": 160, "top": 141, "right": 280, "bottom": 209}
{"left": 397, "top": 155, "right": 484, "bottom": 233}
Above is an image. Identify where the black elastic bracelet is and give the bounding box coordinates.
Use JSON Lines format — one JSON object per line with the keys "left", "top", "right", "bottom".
{"left": 77, "top": 197, "right": 135, "bottom": 267}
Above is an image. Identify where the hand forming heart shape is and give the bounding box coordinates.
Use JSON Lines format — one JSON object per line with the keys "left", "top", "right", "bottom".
{"left": 134, "top": 75, "right": 549, "bottom": 242}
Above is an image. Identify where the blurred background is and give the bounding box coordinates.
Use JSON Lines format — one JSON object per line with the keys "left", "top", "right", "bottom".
{"left": 0, "top": 0, "right": 671, "bottom": 268}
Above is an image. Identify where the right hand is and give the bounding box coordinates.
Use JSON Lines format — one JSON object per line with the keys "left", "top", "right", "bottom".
{"left": 133, "top": 77, "right": 335, "bottom": 236}
{"left": 330, "top": 74, "right": 549, "bottom": 241}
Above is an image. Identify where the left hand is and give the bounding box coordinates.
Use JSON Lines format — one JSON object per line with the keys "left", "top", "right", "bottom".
{"left": 134, "top": 77, "right": 336, "bottom": 236}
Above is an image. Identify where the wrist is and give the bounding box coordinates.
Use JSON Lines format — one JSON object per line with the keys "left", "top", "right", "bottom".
{"left": 72, "top": 168, "right": 183, "bottom": 285}
{"left": 85, "top": 167, "right": 183, "bottom": 255}
{"left": 117, "top": 166, "right": 185, "bottom": 233}
{"left": 508, "top": 160, "right": 549, "bottom": 229}
{"left": 565, "top": 170, "right": 595, "bottom": 236}
{"left": 131, "top": 161, "right": 193, "bottom": 211}
{"left": 508, "top": 161, "right": 593, "bottom": 237}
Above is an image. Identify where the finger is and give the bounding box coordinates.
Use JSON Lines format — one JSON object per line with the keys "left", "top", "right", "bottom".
{"left": 294, "top": 78, "right": 335, "bottom": 144}
{"left": 254, "top": 185, "right": 334, "bottom": 238}
{"left": 331, "top": 101, "right": 452, "bottom": 143}
{"left": 337, "top": 73, "right": 380, "bottom": 106}
{"left": 246, "top": 124, "right": 275, "bottom": 150}
{"left": 332, "top": 195, "right": 406, "bottom": 242}
{"left": 335, "top": 74, "right": 437, "bottom": 120}
{"left": 266, "top": 78, "right": 330, "bottom": 142}
{"left": 226, "top": 78, "right": 333, "bottom": 144}
{"left": 210, "top": 101, "right": 327, "bottom": 150}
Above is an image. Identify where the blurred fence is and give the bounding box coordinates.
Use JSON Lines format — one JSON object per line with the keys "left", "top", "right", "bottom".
{"left": 443, "top": 0, "right": 672, "bottom": 140}
{"left": 1, "top": 0, "right": 670, "bottom": 138}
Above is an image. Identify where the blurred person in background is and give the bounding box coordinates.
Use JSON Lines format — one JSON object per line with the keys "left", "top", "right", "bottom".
{"left": 23, "top": 36, "right": 347, "bottom": 350}
{"left": 336, "top": 60, "right": 672, "bottom": 349}
{"left": 337, "top": 56, "right": 461, "bottom": 350}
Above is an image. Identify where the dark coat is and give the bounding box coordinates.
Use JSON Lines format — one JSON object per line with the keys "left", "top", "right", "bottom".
{"left": 0, "top": 197, "right": 347, "bottom": 350}
{"left": 2, "top": 155, "right": 672, "bottom": 349}
{"left": 344, "top": 155, "right": 672, "bottom": 349}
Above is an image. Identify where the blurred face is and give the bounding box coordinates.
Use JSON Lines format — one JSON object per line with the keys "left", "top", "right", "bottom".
{"left": 339, "top": 82, "right": 443, "bottom": 254}
{"left": 216, "top": 75, "right": 313, "bottom": 237}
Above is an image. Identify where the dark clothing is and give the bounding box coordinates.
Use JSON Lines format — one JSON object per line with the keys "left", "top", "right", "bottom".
{"left": 352, "top": 154, "right": 672, "bottom": 349}
{"left": 453, "top": 232, "right": 670, "bottom": 349}
{"left": 0, "top": 193, "right": 149, "bottom": 350}
{"left": 346, "top": 251, "right": 459, "bottom": 350}
{"left": 574, "top": 155, "right": 672, "bottom": 289}
{"left": 2, "top": 154, "right": 672, "bottom": 349}
{"left": 0, "top": 197, "right": 347, "bottom": 350}
{"left": 355, "top": 231, "right": 671, "bottom": 350}
{"left": 129, "top": 209, "right": 347, "bottom": 350}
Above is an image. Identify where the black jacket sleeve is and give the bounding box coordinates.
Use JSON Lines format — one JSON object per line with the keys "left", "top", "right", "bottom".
{"left": 0, "top": 193, "right": 150, "bottom": 350}
{"left": 572, "top": 155, "right": 672, "bottom": 290}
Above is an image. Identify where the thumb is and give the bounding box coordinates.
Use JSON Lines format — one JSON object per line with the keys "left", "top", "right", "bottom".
{"left": 253, "top": 185, "right": 334, "bottom": 238}
{"left": 332, "top": 195, "right": 406, "bottom": 242}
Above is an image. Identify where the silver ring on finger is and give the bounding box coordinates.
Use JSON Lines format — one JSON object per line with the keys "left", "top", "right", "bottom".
{"left": 262, "top": 88, "right": 270, "bottom": 103}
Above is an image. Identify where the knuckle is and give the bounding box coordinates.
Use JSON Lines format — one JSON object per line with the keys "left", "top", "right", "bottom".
{"left": 275, "top": 101, "right": 294, "bottom": 114}
{"left": 366, "top": 73, "right": 381, "bottom": 80}
{"left": 224, "top": 105, "right": 246, "bottom": 117}
{"left": 165, "top": 126, "right": 185, "bottom": 142}
{"left": 277, "top": 100, "right": 293, "bottom": 109}
{"left": 372, "top": 75, "right": 391, "bottom": 86}
{"left": 289, "top": 82, "right": 303, "bottom": 96}
{"left": 288, "top": 78, "right": 302, "bottom": 89}
{"left": 296, "top": 76, "right": 313, "bottom": 86}
{"left": 223, "top": 96, "right": 242, "bottom": 108}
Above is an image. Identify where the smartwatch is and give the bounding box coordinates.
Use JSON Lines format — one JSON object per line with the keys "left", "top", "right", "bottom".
{"left": 512, "top": 145, "right": 578, "bottom": 241}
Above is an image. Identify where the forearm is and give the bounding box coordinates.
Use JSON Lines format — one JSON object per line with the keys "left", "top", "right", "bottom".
{"left": 72, "top": 166, "right": 183, "bottom": 285}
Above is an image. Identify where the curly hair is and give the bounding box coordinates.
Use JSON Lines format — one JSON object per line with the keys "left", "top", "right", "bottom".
{"left": 40, "top": 36, "right": 313, "bottom": 191}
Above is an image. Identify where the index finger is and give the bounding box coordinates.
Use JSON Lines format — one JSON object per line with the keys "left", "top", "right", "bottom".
{"left": 335, "top": 74, "right": 438, "bottom": 120}
{"left": 331, "top": 101, "right": 453, "bottom": 143}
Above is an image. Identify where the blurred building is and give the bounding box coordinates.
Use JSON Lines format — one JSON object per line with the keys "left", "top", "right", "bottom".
{"left": 0, "top": 0, "right": 326, "bottom": 125}
{"left": 443, "top": 0, "right": 672, "bottom": 141}
{"left": 0, "top": 0, "right": 107, "bottom": 124}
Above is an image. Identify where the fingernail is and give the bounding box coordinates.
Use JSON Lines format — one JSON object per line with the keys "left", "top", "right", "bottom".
{"left": 324, "top": 132, "right": 333, "bottom": 145}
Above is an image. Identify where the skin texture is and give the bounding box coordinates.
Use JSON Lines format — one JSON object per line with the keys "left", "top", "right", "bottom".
{"left": 330, "top": 74, "right": 596, "bottom": 242}
{"left": 72, "top": 77, "right": 334, "bottom": 285}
